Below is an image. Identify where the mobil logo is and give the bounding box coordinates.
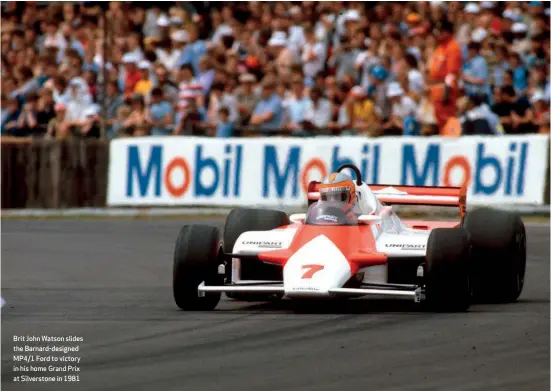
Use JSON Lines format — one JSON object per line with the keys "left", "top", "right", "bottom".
{"left": 401, "top": 141, "right": 528, "bottom": 195}
{"left": 125, "top": 143, "right": 243, "bottom": 198}
{"left": 262, "top": 143, "right": 381, "bottom": 198}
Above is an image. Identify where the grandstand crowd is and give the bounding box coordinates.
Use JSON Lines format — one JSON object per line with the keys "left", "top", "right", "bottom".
{"left": 1, "top": 1, "right": 550, "bottom": 139}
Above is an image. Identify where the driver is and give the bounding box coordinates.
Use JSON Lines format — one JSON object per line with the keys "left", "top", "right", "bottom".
{"left": 318, "top": 172, "right": 358, "bottom": 219}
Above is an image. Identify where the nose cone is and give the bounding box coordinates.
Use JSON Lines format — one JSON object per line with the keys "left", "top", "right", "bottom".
{"left": 283, "top": 235, "right": 352, "bottom": 297}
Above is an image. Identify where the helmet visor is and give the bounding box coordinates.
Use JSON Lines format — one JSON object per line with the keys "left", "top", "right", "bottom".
{"left": 320, "top": 187, "right": 352, "bottom": 204}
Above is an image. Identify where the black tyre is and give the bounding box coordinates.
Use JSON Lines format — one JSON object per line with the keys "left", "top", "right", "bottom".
{"left": 463, "top": 207, "right": 526, "bottom": 303}
{"left": 223, "top": 208, "right": 289, "bottom": 300}
{"left": 173, "top": 225, "right": 223, "bottom": 310}
{"left": 425, "top": 228, "right": 471, "bottom": 312}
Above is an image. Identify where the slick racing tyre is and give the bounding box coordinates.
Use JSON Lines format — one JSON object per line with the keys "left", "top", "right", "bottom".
{"left": 173, "top": 225, "right": 223, "bottom": 310}
{"left": 425, "top": 228, "right": 471, "bottom": 312}
{"left": 462, "top": 208, "right": 526, "bottom": 303}
{"left": 223, "top": 208, "right": 290, "bottom": 301}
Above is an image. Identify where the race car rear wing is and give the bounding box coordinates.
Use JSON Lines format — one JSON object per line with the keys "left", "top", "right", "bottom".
{"left": 307, "top": 181, "right": 466, "bottom": 217}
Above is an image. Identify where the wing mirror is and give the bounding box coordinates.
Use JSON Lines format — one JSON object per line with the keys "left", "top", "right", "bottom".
{"left": 289, "top": 213, "right": 306, "bottom": 224}
{"left": 358, "top": 215, "right": 382, "bottom": 224}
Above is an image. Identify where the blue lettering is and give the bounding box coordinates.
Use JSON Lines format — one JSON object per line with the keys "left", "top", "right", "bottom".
{"left": 373, "top": 144, "right": 380, "bottom": 184}
{"left": 474, "top": 144, "right": 502, "bottom": 195}
{"left": 505, "top": 143, "right": 516, "bottom": 195}
{"left": 516, "top": 142, "right": 527, "bottom": 195}
{"left": 358, "top": 144, "right": 380, "bottom": 183}
{"left": 126, "top": 145, "right": 162, "bottom": 197}
{"left": 263, "top": 145, "right": 300, "bottom": 197}
{"left": 234, "top": 145, "right": 242, "bottom": 196}
{"left": 223, "top": 145, "right": 231, "bottom": 197}
{"left": 331, "top": 147, "right": 356, "bottom": 179}
{"left": 361, "top": 145, "right": 369, "bottom": 183}
{"left": 401, "top": 144, "right": 439, "bottom": 185}
{"left": 194, "top": 145, "right": 219, "bottom": 196}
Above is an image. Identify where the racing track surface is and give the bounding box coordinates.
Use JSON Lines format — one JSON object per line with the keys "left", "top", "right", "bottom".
{"left": 1, "top": 218, "right": 549, "bottom": 391}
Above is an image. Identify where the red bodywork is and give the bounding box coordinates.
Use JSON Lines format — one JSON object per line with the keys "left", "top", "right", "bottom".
{"left": 258, "top": 182, "right": 466, "bottom": 273}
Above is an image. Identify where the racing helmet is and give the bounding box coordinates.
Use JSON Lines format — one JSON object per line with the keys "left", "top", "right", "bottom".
{"left": 318, "top": 172, "right": 356, "bottom": 206}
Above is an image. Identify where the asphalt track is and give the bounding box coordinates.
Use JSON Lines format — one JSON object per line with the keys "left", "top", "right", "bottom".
{"left": 1, "top": 218, "right": 549, "bottom": 391}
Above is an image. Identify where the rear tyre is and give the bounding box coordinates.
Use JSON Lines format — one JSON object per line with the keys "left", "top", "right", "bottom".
{"left": 223, "top": 208, "right": 290, "bottom": 301}
{"left": 462, "top": 208, "right": 526, "bottom": 303}
{"left": 173, "top": 225, "right": 223, "bottom": 310}
{"left": 424, "top": 228, "right": 471, "bottom": 312}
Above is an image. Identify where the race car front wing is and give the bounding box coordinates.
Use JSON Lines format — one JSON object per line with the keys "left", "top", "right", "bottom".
{"left": 198, "top": 282, "right": 425, "bottom": 303}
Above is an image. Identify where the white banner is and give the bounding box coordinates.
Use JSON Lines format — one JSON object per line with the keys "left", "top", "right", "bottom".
{"left": 107, "top": 135, "right": 550, "bottom": 206}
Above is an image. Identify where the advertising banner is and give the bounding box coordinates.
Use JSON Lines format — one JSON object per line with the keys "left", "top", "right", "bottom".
{"left": 107, "top": 135, "right": 550, "bottom": 206}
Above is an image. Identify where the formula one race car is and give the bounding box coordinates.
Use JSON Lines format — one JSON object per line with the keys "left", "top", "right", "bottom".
{"left": 172, "top": 164, "right": 526, "bottom": 312}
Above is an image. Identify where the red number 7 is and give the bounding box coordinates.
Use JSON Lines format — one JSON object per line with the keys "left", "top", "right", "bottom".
{"left": 301, "top": 264, "right": 325, "bottom": 279}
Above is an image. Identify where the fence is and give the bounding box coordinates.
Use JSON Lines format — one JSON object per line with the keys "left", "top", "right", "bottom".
{"left": 1, "top": 137, "right": 108, "bottom": 209}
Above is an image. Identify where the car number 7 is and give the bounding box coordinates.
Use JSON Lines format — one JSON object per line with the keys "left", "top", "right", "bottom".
{"left": 301, "top": 264, "right": 325, "bottom": 279}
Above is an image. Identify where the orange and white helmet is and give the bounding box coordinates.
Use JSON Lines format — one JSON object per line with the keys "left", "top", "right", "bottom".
{"left": 318, "top": 172, "right": 356, "bottom": 206}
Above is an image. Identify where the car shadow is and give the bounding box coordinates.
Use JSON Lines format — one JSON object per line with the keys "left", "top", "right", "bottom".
{"left": 221, "top": 297, "right": 423, "bottom": 314}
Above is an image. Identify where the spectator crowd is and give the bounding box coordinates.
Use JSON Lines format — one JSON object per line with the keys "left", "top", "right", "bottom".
{"left": 1, "top": 1, "right": 550, "bottom": 139}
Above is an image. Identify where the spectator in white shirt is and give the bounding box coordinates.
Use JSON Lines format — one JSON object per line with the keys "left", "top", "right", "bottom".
{"left": 268, "top": 32, "right": 295, "bottom": 80}
{"left": 383, "top": 82, "right": 417, "bottom": 136}
{"left": 403, "top": 53, "right": 425, "bottom": 97}
{"left": 207, "top": 82, "right": 239, "bottom": 125}
{"left": 42, "top": 20, "right": 66, "bottom": 51}
{"left": 301, "top": 27, "right": 325, "bottom": 85}
{"left": 288, "top": 6, "right": 306, "bottom": 58}
{"left": 52, "top": 76, "right": 70, "bottom": 105}
{"left": 156, "top": 30, "right": 187, "bottom": 71}
{"left": 355, "top": 39, "right": 381, "bottom": 91}
{"left": 209, "top": 9, "right": 233, "bottom": 45}
{"left": 511, "top": 22, "right": 531, "bottom": 56}
{"left": 125, "top": 32, "right": 144, "bottom": 63}
{"left": 57, "top": 79, "right": 93, "bottom": 135}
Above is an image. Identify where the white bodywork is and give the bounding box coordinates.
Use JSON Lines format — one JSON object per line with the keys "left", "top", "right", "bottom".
{"left": 283, "top": 235, "right": 352, "bottom": 297}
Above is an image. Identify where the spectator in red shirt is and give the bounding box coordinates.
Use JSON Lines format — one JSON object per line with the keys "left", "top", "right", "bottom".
{"left": 121, "top": 54, "right": 142, "bottom": 98}
{"left": 427, "top": 18, "right": 463, "bottom": 130}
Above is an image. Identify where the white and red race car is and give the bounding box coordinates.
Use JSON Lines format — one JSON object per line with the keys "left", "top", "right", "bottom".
{"left": 173, "top": 164, "right": 526, "bottom": 312}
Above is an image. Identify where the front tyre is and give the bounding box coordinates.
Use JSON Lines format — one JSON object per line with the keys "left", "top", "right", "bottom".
{"left": 223, "top": 208, "right": 290, "bottom": 301}
{"left": 424, "top": 228, "right": 472, "bottom": 312}
{"left": 173, "top": 225, "right": 223, "bottom": 310}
